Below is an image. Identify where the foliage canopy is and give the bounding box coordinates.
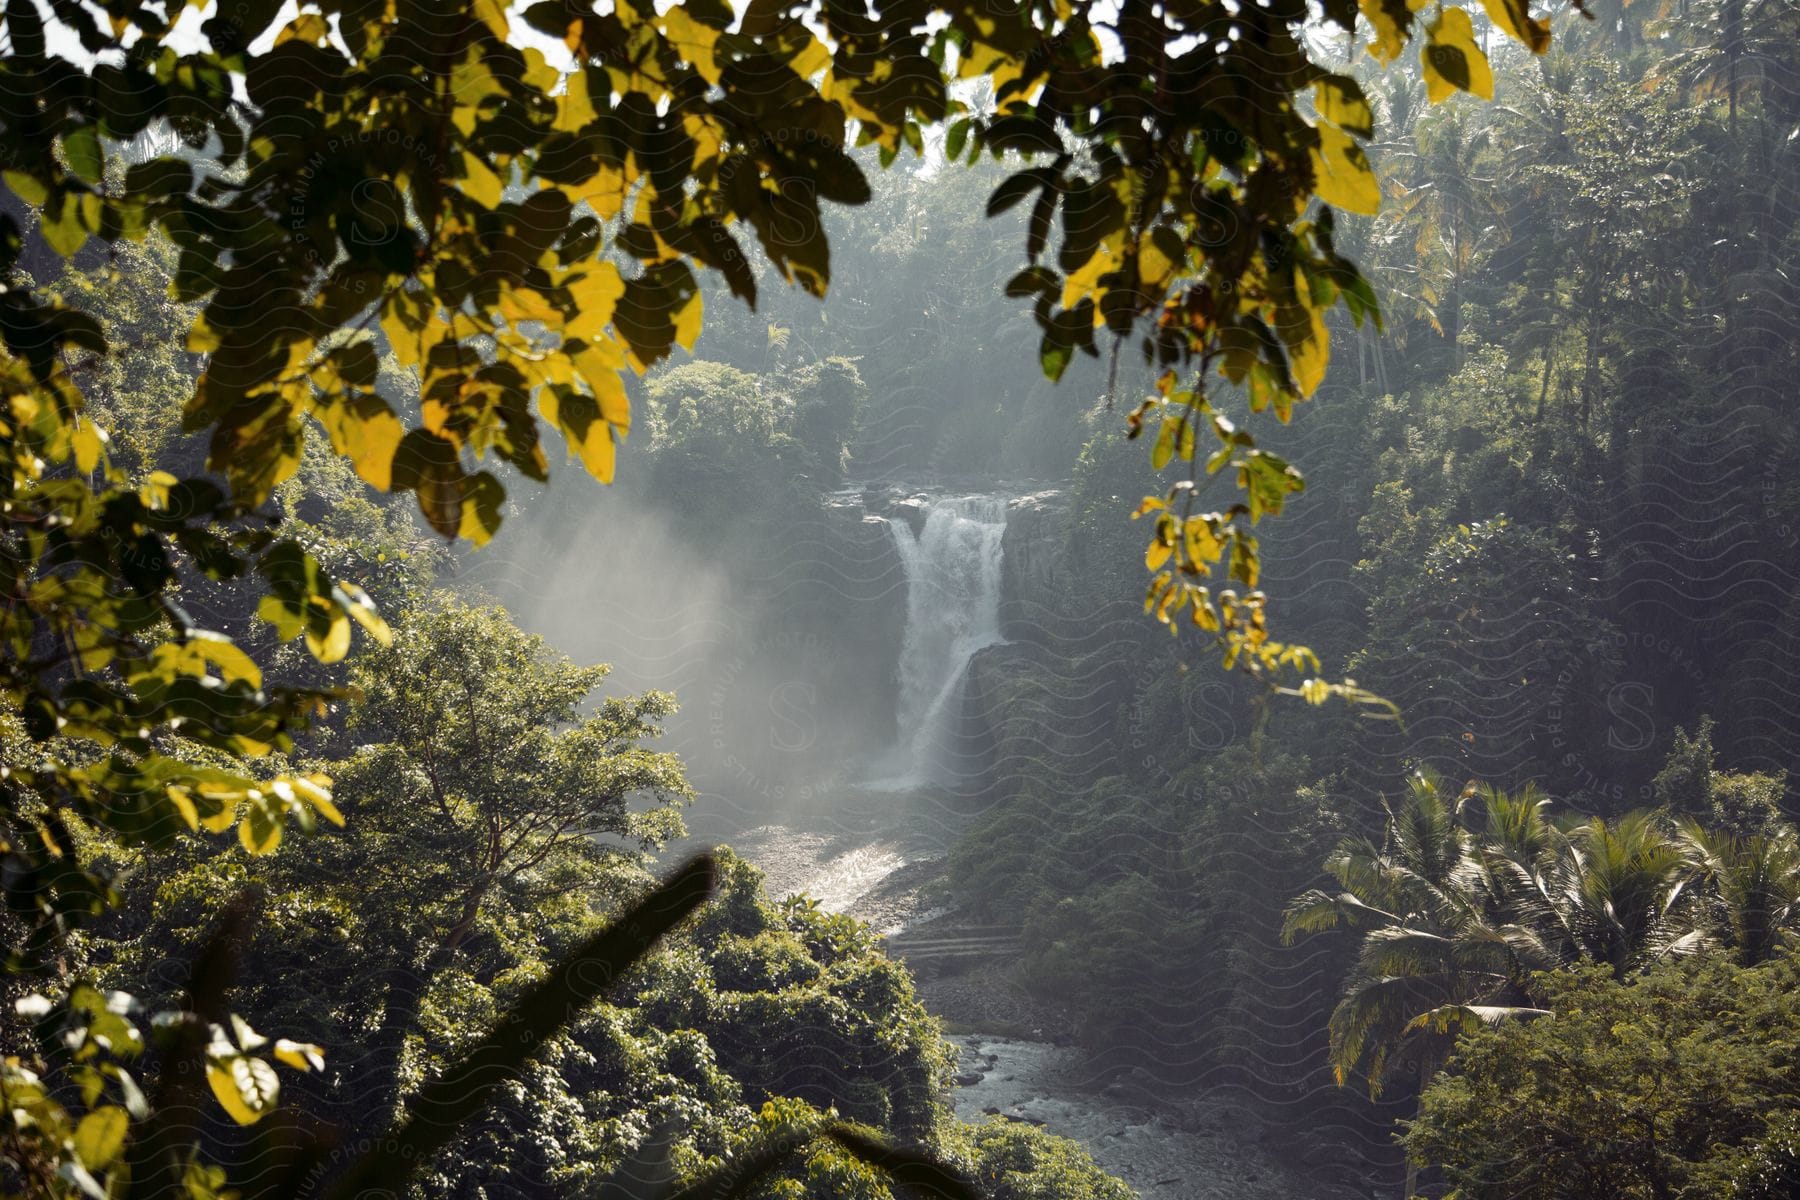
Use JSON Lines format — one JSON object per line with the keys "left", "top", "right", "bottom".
{"left": 0, "top": 0, "right": 1563, "bottom": 1189}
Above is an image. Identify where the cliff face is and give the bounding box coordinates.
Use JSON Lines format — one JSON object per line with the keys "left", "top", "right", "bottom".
{"left": 999, "top": 490, "right": 1071, "bottom": 642}
{"left": 808, "top": 494, "right": 910, "bottom": 743}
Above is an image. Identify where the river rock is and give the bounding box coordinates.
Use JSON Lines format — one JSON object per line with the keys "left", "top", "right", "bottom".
{"left": 892, "top": 495, "right": 929, "bottom": 536}
{"left": 859, "top": 485, "right": 930, "bottom": 536}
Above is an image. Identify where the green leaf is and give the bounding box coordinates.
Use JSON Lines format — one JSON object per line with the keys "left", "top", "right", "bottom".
{"left": 945, "top": 116, "right": 970, "bottom": 161}
{"left": 1039, "top": 330, "right": 1073, "bottom": 382}
{"left": 62, "top": 125, "right": 103, "bottom": 183}
{"left": 986, "top": 170, "right": 1042, "bottom": 217}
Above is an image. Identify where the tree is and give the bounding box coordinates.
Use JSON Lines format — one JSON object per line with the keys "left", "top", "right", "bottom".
{"left": 1654, "top": 718, "right": 1718, "bottom": 819}
{"left": 788, "top": 357, "right": 867, "bottom": 485}
{"left": 649, "top": 360, "right": 787, "bottom": 453}
{"left": 1349, "top": 515, "right": 1621, "bottom": 788}
{"left": 1281, "top": 772, "right": 1553, "bottom": 1099}
{"left": 335, "top": 600, "right": 694, "bottom": 1124}
{"left": 1286, "top": 776, "right": 1770, "bottom": 1088}
{"left": 1283, "top": 773, "right": 1558, "bottom": 1198}
{"left": 1541, "top": 812, "right": 1700, "bottom": 978}
{"left": 1678, "top": 822, "right": 1800, "bottom": 967}
{"left": 1404, "top": 954, "right": 1800, "bottom": 1200}
{"left": 1377, "top": 106, "right": 1504, "bottom": 361}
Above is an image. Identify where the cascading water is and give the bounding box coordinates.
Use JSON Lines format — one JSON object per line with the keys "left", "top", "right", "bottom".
{"left": 872, "top": 494, "right": 1008, "bottom": 787}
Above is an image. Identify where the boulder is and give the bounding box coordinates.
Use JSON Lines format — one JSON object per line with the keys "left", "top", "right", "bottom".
{"left": 858, "top": 485, "right": 930, "bottom": 536}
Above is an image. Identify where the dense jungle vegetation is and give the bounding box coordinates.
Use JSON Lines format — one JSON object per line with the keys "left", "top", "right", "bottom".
{"left": 2, "top": 0, "right": 1799, "bottom": 1195}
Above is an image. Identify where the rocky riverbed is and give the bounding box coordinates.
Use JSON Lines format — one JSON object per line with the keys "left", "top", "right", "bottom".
{"left": 683, "top": 814, "right": 1378, "bottom": 1200}
{"left": 946, "top": 1033, "right": 1355, "bottom": 1200}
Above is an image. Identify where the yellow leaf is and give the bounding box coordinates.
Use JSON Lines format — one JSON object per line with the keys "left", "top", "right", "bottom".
{"left": 1313, "top": 77, "right": 1374, "bottom": 138}
{"left": 287, "top": 774, "right": 343, "bottom": 826}
{"left": 499, "top": 285, "right": 562, "bottom": 327}
{"left": 334, "top": 580, "right": 393, "bottom": 649}
{"left": 450, "top": 49, "right": 506, "bottom": 138}
{"left": 1310, "top": 122, "right": 1381, "bottom": 215}
{"left": 72, "top": 421, "right": 104, "bottom": 473}
{"left": 1138, "top": 229, "right": 1178, "bottom": 289}
{"left": 141, "top": 470, "right": 177, "bottom": 509}
{"left": 166, "top": 786, "right": 200, "bottom": 832}
{"left": 462, "top": 151, "right": 505, "bottom": 208}
{"left": 1146, "top": 538, "right": 1172, "bottom": 571}
{"left": 1151, "top": 416, "right": 1177, "bottom": 470}
{"left": 662, "top": 7, "right": 721, "bottom": 85}
{"left": 957, "top": 39, "right": 1028, "bottom": 100}
{"left": 788, "top": 33, "right": 830, "bottom": 80}
{"left": 1356, "top": 0, "right": 1411, "bottom": 63}
{"left": 272, "top": 1039, "right": 326, "bottom": 1072}
{"left": 595, "top": 368, "right": 630, "bottom": 431}
{"left": 673, "top": 289, "right": 703, "bottom": 352}
{"left": 239, "top": 799, "right": 282, "bottom": 855}
{"left": 1479, "top": 0, "right": 1551, "bottom": 53}
{"left": 1061, "top": 238, "right": 1118, "bottom": 311}
{"left": 471, "top": 0, "right": 508, "bottom": 39}
{"left": 1281, "top": 280, "right": 1331, "bottom": 396}
{"left": 276, "top": 12, "right": 329, "bottom": 44}
{"left": 187, "top": 316, "right": 223, "bottom": 354}
{"left": 1423, "top": 8, "right": 1493, "bottom": 102}
{"left": 314, "top": 394, "right": 405, "bottom": 492}
{"left": 559, "top": 163, "right": 627, "bottom": 221}
{"left": 571, "top": 338, "right": 630, "bottom": 427}
{"left": 684, "top": 113, "right": 723, "bottom": 171}
{"left": 192, "top": 633, "right": 263, "bottom": 687}
{"left": 73, "top": 1107, "right": 129, "bottom": 1168}
{"left": 1184, "top": 519, "right": 1223, "bottom": 564}
{"left": 565, "top": 262, "right": 624, "bottom": 340}
{"left": 556, "top": 67, "right": 598, "bottom": 133}
{"left": 306, "top": 611, "right": 353, "bottom": 664}
{"left": 206, "top": 1057, "right": 278, "bottom": 1125}
{"left": 381, "top": 315, "right": 418, "bottom": 372}
{"left": 575, "top": 413, "right": 617, "bottom": 481}
{"left": 520, "top": 46, "right": 558, "bottom": 93}
{"left": 196, "top": 792, "right": 240, "bottom": 834}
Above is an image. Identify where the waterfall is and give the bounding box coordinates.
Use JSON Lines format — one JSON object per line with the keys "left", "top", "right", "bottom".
{"left": 874, "top": 495, "right": 1008, "bottom": 787}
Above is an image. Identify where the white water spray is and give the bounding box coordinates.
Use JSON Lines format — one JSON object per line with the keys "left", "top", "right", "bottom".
{"left": 873, "top": 495, "right": 1008, "bottom": 787}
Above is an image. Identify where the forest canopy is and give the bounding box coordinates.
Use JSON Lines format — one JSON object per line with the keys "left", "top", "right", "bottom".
{"left": 0, "top": 0, "right": 1602, "bottom": 1192}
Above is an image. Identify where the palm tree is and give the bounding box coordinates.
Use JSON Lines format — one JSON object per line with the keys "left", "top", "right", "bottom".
{"left": 1541, "top": 812, "right": 1705, "bottom": 978}
{"left": 1652, "top": 0, "right": 1797, "bottom": 139}
{"left": 1679, "top": 822, "right": 1800, "bottom": 966}
{"left": 1282, "top": 772, "right": 1551, "bottom": 1098}
{"left": 1373, "top": 107, "right": 1505, "bottom": 364}
{"left": 1286, "top": 774, "right": 1554, "bottom": 1199}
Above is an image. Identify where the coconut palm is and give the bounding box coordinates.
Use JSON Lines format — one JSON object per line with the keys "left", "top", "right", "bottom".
{"left": 1651, "top": 0, "right": 1799, "bottom": 137}
{"left": 1540, "top": 812, "right": 1705, "bottom": 978}
{"left": 1282, "top": 772, "right": 1551, "bottom": 1098}
{"left": 1372, "top": 107, "right": 1505, "bottom": 361}
{"left": 1679, "top": 821, "right": 1800, "bottom": 966}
